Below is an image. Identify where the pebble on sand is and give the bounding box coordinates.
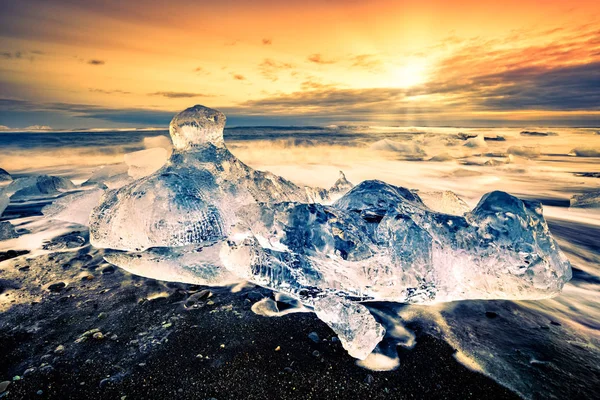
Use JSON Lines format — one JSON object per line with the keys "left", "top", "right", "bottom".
{"left": 0, "top": 381, "right": 10, "bottom": 393}
{"left": 47, "top": 282, "right": 66, "bottom": 292}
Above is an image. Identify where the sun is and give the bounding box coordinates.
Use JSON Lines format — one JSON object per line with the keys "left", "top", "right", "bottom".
{"left": 392, "top": 60, "right": 429, "bottom": 88}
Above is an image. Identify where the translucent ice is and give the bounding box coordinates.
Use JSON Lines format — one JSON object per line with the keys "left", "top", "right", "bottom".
{"left": 313, "top": 296, "right": 385, "bottom": 359}
{"left": 143, "top": 135, "right": 173, "bottom": 152}
{"left": 89, "top": 105, "right": 572, "bottom": 360}
{"left": 463, "top": 134, "right": 487, "bottom": 148}
{"left": 328, "top": 171, "right": 354, "bottom": 200}
{"left": 304, "top": 171, "right": 354, "bottom": 204}
{"left": 82, "top": 164, "right": 130, "bottom": 189}
{"left": 104, "top": 245, "right": 239, "bottom": 286}
{"left": 2, "top": 175, "right": 75, "bottom": 199}
{"left": 43, "top": 188, "right": 104, "bottom": 226}
{"left": 416, "top": 190, "right": 471, "bottom": 216}
{"left": 90, "top": 106, "right": 307, "bottom": 252}
{"left": 0, "top": 168, "right": 12, "bottom": 183}
{"left": 0, "top": 221, "right": 18, "bottom": 240}
{"left": 222, "top": 183, "right": 570, "bottom": 304}
{"left": 82, "top": 147, "right": 167, "bottom": 189}
{"left": 0, "top": 194, "right": 8, "bottom": 217}
{"left": 124, "top": 147, "right": 169, "bottom": 179}
{"left": 221, "top": 182, "right": 571, "bottom": 356}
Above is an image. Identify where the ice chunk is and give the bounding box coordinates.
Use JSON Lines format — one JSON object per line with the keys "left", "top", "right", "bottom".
{"left": 328, "top": 171, "right": 353, "bottom": 199}
{"left": 0, "top": 221, "right": 19, "bottom": 240}
{"left": 569, "top": 147, "right": 600, "bottom": 157}
{"left": 303, "top": 171, "right": 353, "bottom": 204}
{"left": 223, "top": 182, "right": 571, "bottom": 305}
{"left": 2, "top": 175, "right": 75, "bottom": 199}
{"left": 82, "top": 164, "right": 131, "bottom": 189}
{"left": 143, "top": 135, "right": 172, "bottom": 152}
{"left": 124, "top": 148, "right": 169, "bottom": 179}
{"left": 313, "top": 296, "right": 385, "bottom": 360}
{"left": 334, "top": 179, "right": 423, "bottom": 222}
{"left": 0, "top": 168, "right": 12, "bottom": 183}
{"left": 90, "top": 105, "right": 308, "bottom": 252}
{"left": 570, "top": 191, "right": 600, "bottom": 209}
{"left": 417, "top": 190, "right": 471, "bottom": 216}
{"left": 43, "top": 188, "right": 104, "bottom": 225}
{"left": 429, "top": 153, "right": 455, "bottom": 162}
{"left": 463, "top": 135, "right": 487, "bottom": 148}
{"left": 507, "top": 146, "right": 540, "bottom": 158}
{"left": 89, "top": 105, "right": 572, "bottom": 361}
{"left": 104, "top": 245, "right": 239, "bottom": 286}
{"left": 304, "top": 186, "right": 329, "bottom": 203}
{"left": 0, "top": 194, "right": 8, "bottom": 217}
{"left": 169, "top": 105, "right": 226, "bottom": 150}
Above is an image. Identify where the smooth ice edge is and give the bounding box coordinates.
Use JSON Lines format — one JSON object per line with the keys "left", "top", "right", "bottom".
{"left": 87, "top": 104, "right": 573, "bottom": 360}
{"left": 313, "top": 296, "right": 385, "bottom": 360}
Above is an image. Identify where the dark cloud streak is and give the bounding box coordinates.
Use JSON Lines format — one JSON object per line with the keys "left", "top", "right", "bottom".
{"left": 149, "top": 91, "right": 214, "bottom": 99}
{"left": 89, "top": 88, "right": 131, "bottom": 95}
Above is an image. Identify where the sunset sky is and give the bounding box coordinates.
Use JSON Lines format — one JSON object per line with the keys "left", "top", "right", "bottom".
{"left": 0, "top": 0, "right": 599, "bottom": 128}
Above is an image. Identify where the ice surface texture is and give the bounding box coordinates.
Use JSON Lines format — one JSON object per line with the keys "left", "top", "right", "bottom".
{"left": 89, "top": 105, "right": 572, "bottom": 360}
{"left": 223, "top": 183, "right": 571, "bottom": 305}
{"left": 43, "top": 189, "right": 104, "bottom": 225}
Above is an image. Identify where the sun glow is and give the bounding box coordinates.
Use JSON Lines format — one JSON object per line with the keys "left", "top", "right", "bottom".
{"left": 391, "top": 60, "right": 429, "bottom": 88}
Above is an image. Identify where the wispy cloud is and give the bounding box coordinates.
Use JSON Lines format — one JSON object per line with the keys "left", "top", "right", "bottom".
{"left": 1, "top": 50, "right": 41, "bottom": 62}
{"left": 0, "top": 98, "right": 176, "bottom": 126}
{"left": 307, "top": 54, "right": 336, "bottom": 64}
{"left": 89, "top": 88, "right": 132, "bottom": 95}
{"left": 1, "top": 52, "right": 19, "bottom": 59}
{"left": 300, "top": 78, "right": 340, "bottom": 91}
{"left": 258, "top": 58, "right": 294, "bottom": 81}
{"left": 149, "top": 91, "right": 213, "bottom": 98}
{"left": 232, "top": 74, "right": 246, "bottom": 81}
{"left": 350, "top": 54, "right": 383, "bottom": 72}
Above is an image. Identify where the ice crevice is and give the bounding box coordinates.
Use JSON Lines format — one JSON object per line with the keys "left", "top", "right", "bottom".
{"left": 74, "top": 105, "right": 572, "bottom": 360}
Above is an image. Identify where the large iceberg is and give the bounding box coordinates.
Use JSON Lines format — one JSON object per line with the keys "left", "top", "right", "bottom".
{"left": 88, "top": 105, "right": 572, "bottom": 360}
